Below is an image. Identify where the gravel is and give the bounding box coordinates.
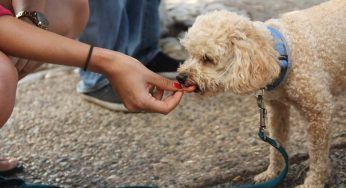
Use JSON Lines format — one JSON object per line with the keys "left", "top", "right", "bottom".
{"left": 1, "top": 72, "right": 345, "bottom": 188}
{"left": 1, "top": 0, "right": 344, "bottom": 188}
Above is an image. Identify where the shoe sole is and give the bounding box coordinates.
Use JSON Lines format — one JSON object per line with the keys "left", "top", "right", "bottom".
{"left": 80, "top": 94, "right": 128, "bottom": 112}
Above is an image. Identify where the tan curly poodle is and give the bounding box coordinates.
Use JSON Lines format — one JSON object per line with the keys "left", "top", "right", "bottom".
{"left": 176, "top": 0, "right": 346, "bottom": 187}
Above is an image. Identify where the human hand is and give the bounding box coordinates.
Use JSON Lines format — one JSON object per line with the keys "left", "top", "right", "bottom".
{"left": 101, "top": 51, "right": 184, "bottom": 114}
{"left": 173, "top": 82, "right": 197, "bottom": 93}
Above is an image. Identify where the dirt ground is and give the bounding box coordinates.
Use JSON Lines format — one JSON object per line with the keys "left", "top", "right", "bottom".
{"left": 1, "top": 0, "right": 345, "bottom": 188}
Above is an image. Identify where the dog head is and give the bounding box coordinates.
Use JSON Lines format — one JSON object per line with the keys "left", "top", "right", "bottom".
{"left": 177, "top": 10, "right": 280, "bottom": 95}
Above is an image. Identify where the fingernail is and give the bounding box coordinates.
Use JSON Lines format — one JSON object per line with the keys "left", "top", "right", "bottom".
{"left": 173, "top": 82, "right": 182, "bottom": 89}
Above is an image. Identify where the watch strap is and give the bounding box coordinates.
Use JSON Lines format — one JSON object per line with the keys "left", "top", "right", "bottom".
{"left": 16, "top": 11, "right": 49, "bottom": 30}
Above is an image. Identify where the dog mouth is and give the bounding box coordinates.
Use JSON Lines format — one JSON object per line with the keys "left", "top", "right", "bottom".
{"left": 183, "top": 81, "right": 202, "bottom": 93}
{"left": 176, "top": 74, "right": 203, "bottom": 93}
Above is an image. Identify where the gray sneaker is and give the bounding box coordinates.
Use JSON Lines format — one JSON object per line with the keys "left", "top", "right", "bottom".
{"left": 80, "top": 84, "right": 128, "bottom": 112}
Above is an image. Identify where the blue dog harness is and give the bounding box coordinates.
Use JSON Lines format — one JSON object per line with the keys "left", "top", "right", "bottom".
{"left": 266, "top": 26, "right": 291, "bottom": 91}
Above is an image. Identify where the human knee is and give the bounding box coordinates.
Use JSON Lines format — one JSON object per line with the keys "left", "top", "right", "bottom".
{"left": 68, "top": 0, "right": 89, "bottom": 39}
{"left": 46, "top": 0, "right": 89, "bottom": 39}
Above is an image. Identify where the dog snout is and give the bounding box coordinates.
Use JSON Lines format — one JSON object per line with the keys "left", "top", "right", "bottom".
{"left": 176, "top": 73, "right": 188, "bottom": 85}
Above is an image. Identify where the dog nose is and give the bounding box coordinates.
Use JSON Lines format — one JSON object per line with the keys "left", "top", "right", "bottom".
{"left": 176, "top": 73, "right": 188, "bottom": 85}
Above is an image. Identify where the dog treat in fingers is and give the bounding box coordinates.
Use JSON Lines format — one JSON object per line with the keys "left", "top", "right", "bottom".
{"left": 173, "top": 82, "right": 183, "bottom": 89}
{"left": 173, "top": 82, "right": 196, "bottom": 92}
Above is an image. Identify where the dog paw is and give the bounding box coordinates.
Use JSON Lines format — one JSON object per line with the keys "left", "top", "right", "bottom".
{"left": 295, "top": 185, "right": 308, "bottom": 188}
{"left": 294, "top": 172, "right": 326, "bottom": 188}
{"left": 254, "top": 170, "right": 278, "bottom": 183}
{"left": 294, "top": 178, "right": 325, "bottom": 188}
{"left": 295, "top": 185, "right": 306, "bottom": 188}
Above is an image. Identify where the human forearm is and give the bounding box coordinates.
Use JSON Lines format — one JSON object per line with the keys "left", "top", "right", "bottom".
{"left": 0, "top": 15, "right": 186, "bottom": 114}
{"left": 0, "top": 16, "right": 114, "bottom": 75}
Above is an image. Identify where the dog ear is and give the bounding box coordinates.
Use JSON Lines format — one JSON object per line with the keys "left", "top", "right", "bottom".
{"left": 226, "top": 24, "right": 280, "bottom": 94}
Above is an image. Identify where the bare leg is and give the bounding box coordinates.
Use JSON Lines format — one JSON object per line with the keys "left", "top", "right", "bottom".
{"left": 0, "top": 51, "right": 19, "bottom": 171}
{"left": 255, "top": 100, "right": 290, "bottom": 182}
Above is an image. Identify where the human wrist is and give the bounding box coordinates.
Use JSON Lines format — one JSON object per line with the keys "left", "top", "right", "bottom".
{"left": 89, "top": 47, "right": 120, "bottom": 76}
{"left": 89, "top": 48, "right": 139, "bottom": 77}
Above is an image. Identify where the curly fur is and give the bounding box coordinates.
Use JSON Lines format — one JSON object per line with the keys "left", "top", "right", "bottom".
{"left": 177, "top": 0, "right": 346, "bottom": 187}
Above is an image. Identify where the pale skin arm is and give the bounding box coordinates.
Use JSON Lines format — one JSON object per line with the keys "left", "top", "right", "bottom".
{"left": 0, "top": 16, "right": 192, "bottom": 113}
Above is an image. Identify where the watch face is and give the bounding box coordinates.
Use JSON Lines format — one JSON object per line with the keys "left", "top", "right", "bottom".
{"left": 35, "top": 12, "right": 49, "bottom": 28}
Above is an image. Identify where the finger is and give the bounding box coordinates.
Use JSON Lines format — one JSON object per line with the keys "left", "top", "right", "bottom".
{"left": 23, "top": 60, "right": 43, "bottom": 73}
{"left": 14, "top": 58, "right": 29, "bottom": 72}
{"left": 143, "top": 91, "right": 184, "bottom": 114}
{"left": 147, "top": 84, "right": 154, "bottom": 93}
{"left": 10, "top": 57, "right": 19, "bottom": 65}
{"left": 147, "top": 72, "right": 177, "bottom": 91}
{"left": 152, "top": 87, "right": 164, "bottom": 100}
{"left": 18, "top": 60, "right": 43, "bottom": 79}
{"left": 18, "top": 59, "right": 32, "bottom": 79}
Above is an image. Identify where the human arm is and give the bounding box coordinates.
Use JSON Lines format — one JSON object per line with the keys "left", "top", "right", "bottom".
{"left": 9, "top": 0, "right": 47, "bottom": 78}
{"left": 0, "top": 16, "right": 184, "bottom": 113}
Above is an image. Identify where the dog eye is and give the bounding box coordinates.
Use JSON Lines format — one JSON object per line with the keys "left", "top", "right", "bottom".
{"left": 202, "top": 55, "right": 214, "bottom": 64}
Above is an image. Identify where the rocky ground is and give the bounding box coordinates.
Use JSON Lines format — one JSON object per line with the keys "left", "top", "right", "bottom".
{"left": 1, "top": 0, "right": 345, "bottom": 188}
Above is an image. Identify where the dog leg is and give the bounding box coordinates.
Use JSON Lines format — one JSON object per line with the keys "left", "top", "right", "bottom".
{"left": 254, "top": 100, "right": 290, "bottom": 182}
{"left": 297, "top": 86, "right": 333, "bottom": 188}
{"left": 294, "top": 114, "right": 332, "bottom": 188}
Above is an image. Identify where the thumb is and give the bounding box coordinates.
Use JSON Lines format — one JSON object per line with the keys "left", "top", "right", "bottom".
{"left": 147, "top": 72, "right": 177, "bottom": 91}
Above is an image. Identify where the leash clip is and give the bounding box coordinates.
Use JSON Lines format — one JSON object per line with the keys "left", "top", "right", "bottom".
{"left": 256, "top": 89, "right": 267, "bottom": 133}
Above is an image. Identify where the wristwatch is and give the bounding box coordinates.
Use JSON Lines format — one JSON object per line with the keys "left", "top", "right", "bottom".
{"left": 16, "top": 11, "right": 49, "bottom": 30}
